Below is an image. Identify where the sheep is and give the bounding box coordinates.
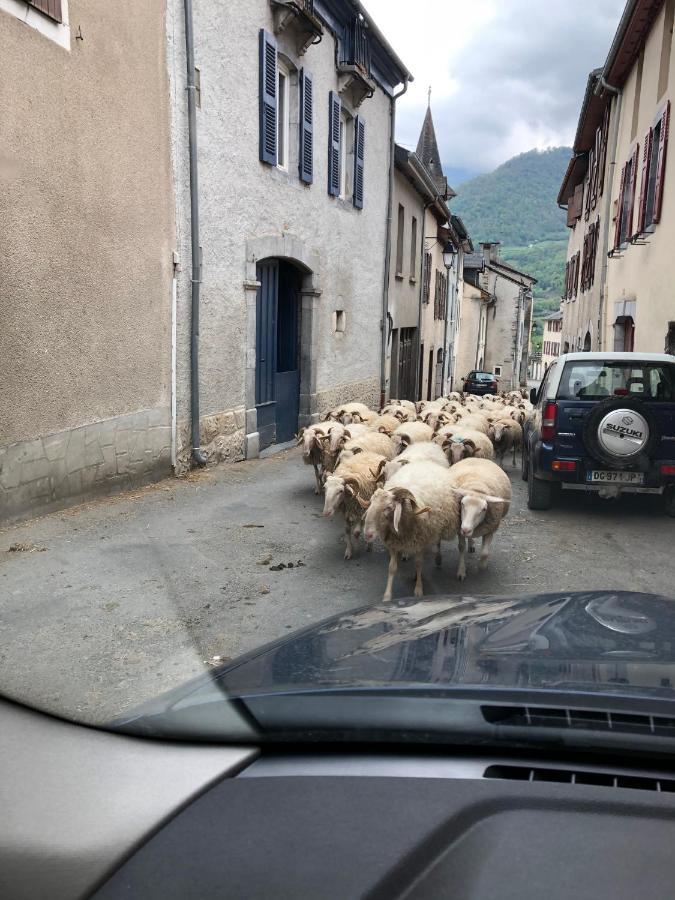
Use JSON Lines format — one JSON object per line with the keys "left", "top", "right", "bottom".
{"left": 367, "top": 414, "right": 401, "bottom": 436}
{"left": 322, "top": 451, "right": 385, "bottom": 559}
{"left": 452, "top": 414, "right": 491, "bottom": 436}
{"left": 447, "top": 457, "right": 511, "bottom": 581}
{"left": 325, "top": 422, "right": 369, "bottom": 459}
{"left": 324, "top": 402, "right": 376, "bottom": 425}
{"left": 338, "top": 430, "right": 396, "bottom": 463}
{"left": 391, "top": 421, "right": 434, "bottom": 455}
{"left": 488, "top": 417, "right": 523, "bottom": 467}
{"left": 297, "top": 424, "right": 329, "bottom": 494}
{"left": 360, "top": 462, "right": 461, "bottom": 600}
{"left": 378, "top": 440, "right": 449, "bottom": 483}
{"left": 380, "top": 403, "right": 414, "bottom": 423}
{"left": 441, "top": 428, "right": 495, "bottom": 465}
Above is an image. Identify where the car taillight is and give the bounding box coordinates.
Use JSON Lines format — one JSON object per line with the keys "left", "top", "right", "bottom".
{"left": 541, "top": 401, "right": 557, "bottom": 442}
{"left": 490, "top": 381, "right": 498, "bottom": 389}
{"left": 552, "top": 459, "right": 576, "bottom": 472}
{"left": 661, "top": 464, "right": 675, "bottom": 476}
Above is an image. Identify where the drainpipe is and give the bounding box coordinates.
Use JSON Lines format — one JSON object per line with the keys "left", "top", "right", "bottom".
{"left": 597, "top": 88, "right": 623, "bottom": 351}
{"left": 184, "top": 0, "right": 207, "bottom": 466}
{"left": 380, "top": 76, "right": 410, "bottom": 408}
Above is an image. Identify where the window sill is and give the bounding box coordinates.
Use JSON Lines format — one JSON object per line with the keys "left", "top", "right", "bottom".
{"left": 395, "top": 273, "right": 404, "bottom": 281}
{"left": 409, "top": 277, "right": 417, "bottom": 285}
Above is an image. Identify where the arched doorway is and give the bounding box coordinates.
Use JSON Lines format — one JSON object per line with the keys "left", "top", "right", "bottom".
{"left": 614, "top": 315, "right": 635, "bottom": 352}
{"left": 583, "top": 331, "right": 592, "bottom": 352}
{"left": 255, "top": 259, "right": 302, "bottom": 449}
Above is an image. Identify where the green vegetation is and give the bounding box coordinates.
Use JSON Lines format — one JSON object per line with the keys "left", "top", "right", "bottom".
{"left": 451, "top": 147, "right": 571, "bottom": 345}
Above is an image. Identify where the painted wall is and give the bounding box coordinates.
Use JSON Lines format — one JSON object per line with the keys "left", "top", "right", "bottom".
{"left": 166, "top": 0, "right": 394, "bottom": 463}
{"left": 419, "top": 206, "right": 448, "bottom": 401}
{"left": 389, "top": 168, "right": 424, "bottom": 331}
{"left": 0, "top": 0, "right": 175, "bottom": 522}
{"left": 456, "top": 280, "right": 484, "bottom": 380}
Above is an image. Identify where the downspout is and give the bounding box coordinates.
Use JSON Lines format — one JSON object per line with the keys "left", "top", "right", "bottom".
{"left": 596, "top": 88, "right": 622, "bottom": 351}
{"left": 184, "top": 0, "right": 207, "bottom": 466}
{"left": 380, "top": 76, "right": 410, "bottom": 408}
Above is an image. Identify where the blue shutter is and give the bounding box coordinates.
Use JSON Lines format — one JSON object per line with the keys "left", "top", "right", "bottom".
{"left": 353, "top": 115, "right": 365, "bottom": 208}
{"left": 327, "top": 90, "right": 341, "bottom": 196}
{"left": 259, "top": 29, "right": 277, "bottom": 166}
{"left": 299, "top": 69, "right": 314, "bottom": 184}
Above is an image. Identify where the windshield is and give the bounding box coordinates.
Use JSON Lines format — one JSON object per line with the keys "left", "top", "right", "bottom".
{"left": 3, "top": 0, "right": 675, "bottom": 754}
{"left": 558, "top": 361, "right": 675, "bottom": 401}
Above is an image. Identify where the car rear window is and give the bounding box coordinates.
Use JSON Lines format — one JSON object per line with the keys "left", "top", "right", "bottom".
{"left": 474, "top": 373, "right": 495, "bottom": 381}
{"left": 557, "top": 361, "right": 675, "bottom": 401}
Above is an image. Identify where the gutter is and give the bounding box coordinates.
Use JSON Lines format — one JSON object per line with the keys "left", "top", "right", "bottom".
{"left": 184, "top": 0, "right": 207, "bottom": 466}
{"left": 380, "top": 76, "right": 411, "bottom": 406}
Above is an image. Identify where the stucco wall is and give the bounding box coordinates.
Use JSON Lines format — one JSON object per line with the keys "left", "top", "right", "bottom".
{"left": 456, "top": 281, "right": 483, "bottom": 380}
{"left": 419, "top": 206, "right": 448, "bottom": 400}
{"left": 389, "top": 169, "right": 424, "bottom": 329}
{"left": 603, "top": 2, "right": 675, "bottom": 354}
{"left": 483, "top": 271, "right": 520, "bottom": 387}
{"left": 166, "top": 0, "right": 393, "bottom": 462}
{"left": 0, "top": 0, "right": 175, "bottom": 520}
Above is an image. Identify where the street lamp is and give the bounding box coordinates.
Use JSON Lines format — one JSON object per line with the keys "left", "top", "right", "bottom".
{"left": 442, "top": 242, "right": 456, "bottom": 269}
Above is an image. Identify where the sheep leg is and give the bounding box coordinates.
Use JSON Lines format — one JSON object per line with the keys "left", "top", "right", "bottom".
{"left": 435, "top": 540, "right": 442, "bottom": 567}
{"left": 414, "top": 552, "right": 424, "bottom": 598}
{"left": 512, "top": 442, "right": 517, "bottom": 467}
{"left": 479, "top": 533, "right": 494, "bottom": 571}
{"left": 344, "top": 521, "right": 354, "bottom": 560}
{"left": 456, "top": 535, "right": 467, "bottom": 582}
{"left": 468, "top": 537, "right": 476, "bottom": 554}
{"left": 313, "top": 463, "right": 322, "bottom": 495}
{"left": 383, "top": 551, "right": 398, "bottom": 602}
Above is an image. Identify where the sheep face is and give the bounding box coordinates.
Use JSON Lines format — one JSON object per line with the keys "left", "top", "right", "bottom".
{"left": 392, "top": 434, "right": 410, "bottom": 455}
{"left": 492, "top": 422, "right": 507, "bottom": 443}
{"left": 448, "top": 438, "right": 473, "bottom": 465}
{"left": 363, "top": 487, "right": 428, "bottom": 542}
{"left": 459, "top": 494, "right": 489, "bottom": 536}
{"left": 302, "top": 429, "right": 325, "bottom": 457}
{"left": 328, "top": 424, "right": 346, "bottom": 453}
{"left": 323, "top": 476, "right": 345, "bottom": 517}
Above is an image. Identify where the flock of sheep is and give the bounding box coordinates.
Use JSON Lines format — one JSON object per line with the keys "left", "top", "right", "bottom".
{"left": 297, "top": 390, "right": 534, "bottom": 602}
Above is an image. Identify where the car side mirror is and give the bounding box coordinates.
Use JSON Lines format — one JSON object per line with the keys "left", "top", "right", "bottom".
{"left": 529, "top": 387, "right": 538, "bottom": 405}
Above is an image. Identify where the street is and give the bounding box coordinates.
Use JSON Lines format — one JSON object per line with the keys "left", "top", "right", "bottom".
{"left": 1, "top": 446, "right": 673, "bottom": 724}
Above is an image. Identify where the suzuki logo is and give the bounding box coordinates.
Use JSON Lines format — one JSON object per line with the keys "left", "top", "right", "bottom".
{"left": 622, "top": 415, "right": 634, "bottom": 426}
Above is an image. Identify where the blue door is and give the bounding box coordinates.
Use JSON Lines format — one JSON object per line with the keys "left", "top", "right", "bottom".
{"left": 255, "top": 260, "right": 300, "bottom": 449}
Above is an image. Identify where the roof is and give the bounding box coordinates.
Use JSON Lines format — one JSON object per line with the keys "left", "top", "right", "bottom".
{"left": 558, "top": 152, "right": 590, "bottom": 206}
{"left": 394, "top": 143, "right": 451, "bottom": 223}
{"left": 416, "top": 105, "right": 454, "bottom": 198}
{"left": 490, "top": 257, "right": 538, "bottom": 286}
{"left": 556, "top": 351, "right": 675, "bottom": 363}
{"left": 603, "top": 0, "right": 664, "bottom": 88}
{"left": 543, "top": 310, "right": 563, "bottom": 321}
{"left": 463, "top": 252, "right": 485, "bottom": 270}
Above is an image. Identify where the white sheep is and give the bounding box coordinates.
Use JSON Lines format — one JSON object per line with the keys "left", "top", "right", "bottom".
{"left": 441, "top": 428, "right": 495, "bottom": 465}
{"left": 297, "top": 424, "right": 329, "bottom": 494}
{"left": 338, "top": 430, "right": 396, "bottom": 463}
{"left": 488, "top": 417, "right": 523, "bottom": 467}
{"left": 447, "top": 457, "right": 511, "bottom": 581}
{"left": 391, "top": 421, "right": 434, "bottom": 455}
{"left": 367, "top": 414, "right": 401, "bottom": 436}
{"left": 360, "top": 462, "right": 461, "bottom": 600}
{"left": 322, "top": 451, "right": 385, "bottom": 559}
{"left": 380, "top": 403, "right": 414, "bottom": 423}
{"left": 379, "top": 440, "right": 449, "bottom": 482}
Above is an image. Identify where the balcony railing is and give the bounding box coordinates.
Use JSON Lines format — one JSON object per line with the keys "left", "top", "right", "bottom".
{"left": 340, "top": 15, "right": 371, "bottom": 75}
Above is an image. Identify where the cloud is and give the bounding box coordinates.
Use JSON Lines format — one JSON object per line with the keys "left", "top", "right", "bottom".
{"left": 364, "top": 0, "right": 626, "bottom": 173}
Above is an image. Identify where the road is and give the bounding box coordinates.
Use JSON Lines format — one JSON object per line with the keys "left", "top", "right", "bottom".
{"left": 1, "top": 446, "right": 673, "bottom": 724}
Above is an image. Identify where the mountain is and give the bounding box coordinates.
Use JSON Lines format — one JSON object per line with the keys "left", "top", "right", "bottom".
{"left": 450, "top": 146, "right": 572, "bottom": 350}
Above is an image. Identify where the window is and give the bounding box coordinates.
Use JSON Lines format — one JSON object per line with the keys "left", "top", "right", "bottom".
{"left": 637, "top": 102, "right": 670, "bottom": 233}
{"left": 353, "top": 115, "right": 365, "bottom": 209}
{"left": 666, "top": 321, "right": 675, "bottom": 355}
{"left": 614, "top": 144, "right": 640, "bottom": 246}
{"left": 395, "top": 204, "right": 405, "bottom": 276}
{"left": 277, "top": 64, "right": 290, "bottom": 170}
{"left": 259, "top": 30, "right": 278, "bottom": 165}
{"left": 581, "top": 218, "right": 600, "bottom": 292}
{"left": 27, "top": 0, "right": 62, "bottom": 22}
{"left": 613, "top": 316, "right": 635, "bottom": 352}
{"left": 494, "top": 366, "right": 502, "bottom": 377}
{"left": 409, "top": 217, "right": 417, "bottom": 280}
{"left": 558, "top": 360, "right": 675, "bottom": 401}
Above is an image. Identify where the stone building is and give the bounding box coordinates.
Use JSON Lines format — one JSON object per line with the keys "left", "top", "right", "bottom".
{"left": 457, "top": 244, "right": 536, "bottom": 389}
{"left": 166, "top": 0, "right": 411, "bottom": 459}
{"left": 542, "top": 310, "right": 563, "bottom": 371}
{"left": 1, "top": 0, "right": 176, "bottom": 523}
{"left": 558, "top": 0, "right": 675, "bottom": 356}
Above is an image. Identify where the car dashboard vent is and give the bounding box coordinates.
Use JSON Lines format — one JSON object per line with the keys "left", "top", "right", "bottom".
{"left": 481, "top": 705, "right": 675, "bottom": 736}
{"left": 484, "top": 765, "right": 675, "bottom": 793}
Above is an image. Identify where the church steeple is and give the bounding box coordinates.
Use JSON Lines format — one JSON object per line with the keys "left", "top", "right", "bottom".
{"left": 416, "top": 94, "right": 448, "bottom": 199}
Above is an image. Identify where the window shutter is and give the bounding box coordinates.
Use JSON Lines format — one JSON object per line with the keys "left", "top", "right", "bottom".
{"left": 327, "top": 91, "right": 341, "bottom": 196}
{"left": 626, "top": 143, "right": 640, "bottom": 238}
{"left": 298, "top": 69, "right": 314, "bottom": 183}
{"left": 614, "top": 163, "right": 627, "bottom": 248}
{"left": 573, "top": 182, "right": 584, "bottom": 219}
{"left": 653, "top": 100, "right": 671, "bottom": 224}
{"left": 598, "top": 106, "right": 610, "bottom": 197}
{"left": 585, "top": 150, "right": 594, "bottom": 219}
{"left": 259, "top": 30, "right": 278, "bottom": 166}
{"left": 636, "top": 128, "right": 653, "bottom": 234}
{"left": 27, "top": 0, "right": 62, "bottom": 22}
{"left": 353, "top": 115, "right": 365, "bottom": 209}
{"left": 566, "top": 200, "right": 576, "bottom": 228}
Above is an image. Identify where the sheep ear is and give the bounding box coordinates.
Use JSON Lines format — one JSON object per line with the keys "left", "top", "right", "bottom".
{"left": 393, "top": 502, "right": 403, "bottom": 533}
{"left": 483, "top": 494, "right": 509, "bottom": 504}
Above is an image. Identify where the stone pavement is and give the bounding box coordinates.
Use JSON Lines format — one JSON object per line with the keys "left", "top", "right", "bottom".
{"left": 0, "top": 445, "right": 673, "bottom": 724}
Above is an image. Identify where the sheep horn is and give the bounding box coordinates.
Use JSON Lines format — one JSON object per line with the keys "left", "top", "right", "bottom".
{"left": 390, "top": 486, "right": 417, "bottom": 505}
{"left": 356, "top": 495, "right": 371, "bottom": 509}
{"left": 413, "top": 505, "right": 432, "bottom": 516}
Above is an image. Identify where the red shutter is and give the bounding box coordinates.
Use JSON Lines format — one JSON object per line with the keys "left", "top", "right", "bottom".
{"left": 584, "top": 153, "right": 593, "bottom": 220}
{"left": 598, "top": 107, "right": 610, "bottom": 197}
{"left": 636, "top": 129, "right": 653, "bottom": 234}
{"left": 566, "top": 199, "right": 577, "bottom": 228}
{"left": 564, "top": 261, "right": 569, "bottom": 300}
{"left": 627, "top": 143, "right": 640, "bottom": 239}
{"left": 653, "top": 100, "right": 671, "bottom": 224}
{"left": 614, "top": 163, "right": 627, "bottom": 248}
{"left": 26, "top": 0, "right": 62, "bottom": 23}
{"left": 574, "top": 182, "right": 584, "bottom": 219}
{"left": 574, "top": 251, "right": 581, "bottom": 296}
{"left": 591, "top": 127, "right": 601, "bottom": 208}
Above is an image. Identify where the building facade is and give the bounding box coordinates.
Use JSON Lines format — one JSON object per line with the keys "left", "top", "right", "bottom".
{"left": 166, "top": 0, "right": 410, "bottom": 461}
{"left": 542, "top": 310, "right": 563, "bottom": 370}
{"left": 559, "top": 0, "right": 675, "bottom": 357}
{"left": 1, "top": 0, "right": 176, "bottom": 523}
{"left": 459, "top": 244, "right": 536, "bottom": 389}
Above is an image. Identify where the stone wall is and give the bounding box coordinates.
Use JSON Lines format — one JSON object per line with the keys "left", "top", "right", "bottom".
{"left": 0, "top": 408, "right": 171, "bottom": 524}
{"left": 175, "top": 408, "right": 246, "bottom": 472}
{"left": 310, "top": 376, "right": 381, "bottom": 420}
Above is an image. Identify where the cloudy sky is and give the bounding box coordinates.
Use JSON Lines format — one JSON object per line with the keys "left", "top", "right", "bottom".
{"left": 364, "top": 0, "right": 626, "bottom": 180}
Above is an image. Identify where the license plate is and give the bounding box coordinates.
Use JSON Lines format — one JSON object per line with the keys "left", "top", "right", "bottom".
{"left": 586, "top": 470, "right": 645, "bottom": 484}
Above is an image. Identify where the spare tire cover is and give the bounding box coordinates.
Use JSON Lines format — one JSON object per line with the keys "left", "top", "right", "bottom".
{"left": 583, "top": 397, "right": 657, "bottom": 467}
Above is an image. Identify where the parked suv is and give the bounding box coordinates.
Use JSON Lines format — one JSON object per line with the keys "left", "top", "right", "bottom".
{"left": 463, "top": 371, "right": 499, "bottom": 395}
{"left": 523, "top": 352, "right": 675, "bottom": 515}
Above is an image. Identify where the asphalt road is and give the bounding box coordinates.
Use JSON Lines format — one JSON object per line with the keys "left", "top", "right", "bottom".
{"left": 1, "top": 446, "right": 673, "bottom": 724}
